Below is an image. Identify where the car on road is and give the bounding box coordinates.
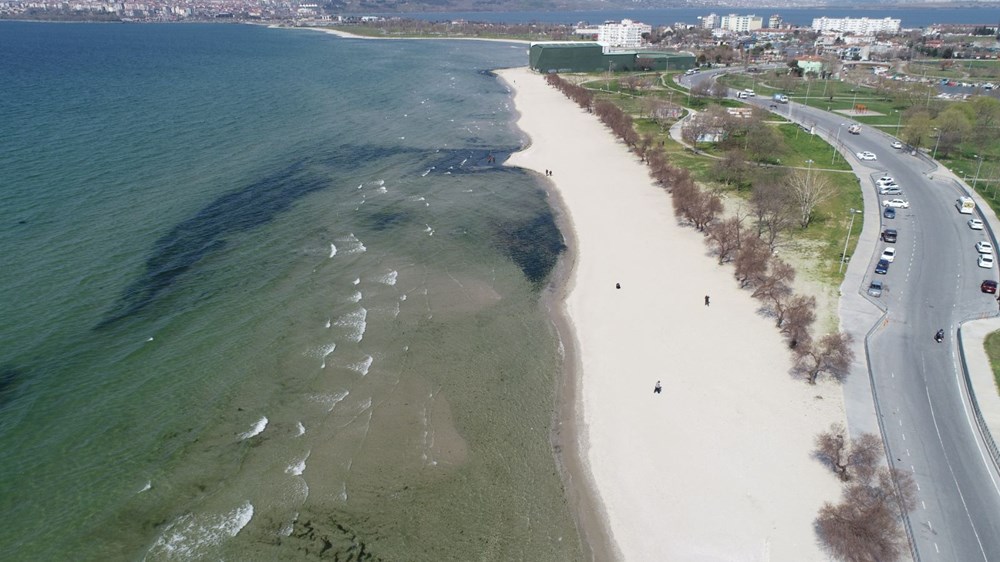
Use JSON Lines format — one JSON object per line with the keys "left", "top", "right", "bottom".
{"left": 979, "top": 254, "right": 995, "bottom": 268}
{"left": 743, "top": 88, "right": 755, "bottom": 97}
{"left": 969, "top": 218, "right": 985, "bottom": 230}
{"left": 882, "top": 199, "right": 910, "bottom": 208}
{"left": 857, "top": 151, "right": 877, "bottom": 161}
{"left": 881, "top": 228, "right": 897, "bottom": 242}
{"left": 877, "top": 177, "right": 897, "bottom": 186}
{"left": 883, "top": 207, "right": 896, "bottom": 219}
{"left": 891, "top": 140, "right": 903, "bottom": 149}
{"left": 976, "top": 241, "right": 994, "bottom": 254}
{"left": 848, "top": 124, "right": 862, "bottom": 135}
{"left": 879, "top": 187, "right": 903, "bottom": 195}
{"left": 868, "top": 280, "right": 884, "bottom": 297}
{"left": 881, "top": 247, "right": 897, "bottom": 262}
{"left": 875, "top": 259, "right": 890, "bottom": 274}
{"left": 982, "top": 280, "right": 998, "bottom": 294}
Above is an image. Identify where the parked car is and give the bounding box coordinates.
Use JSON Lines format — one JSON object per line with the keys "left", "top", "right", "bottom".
{"left": 982, "top": 280, "right": 998, "bottom": 294}
{"left": 882, "top": 199, "right": 910, "bottom": 208}
{"left": 979, "top": 254, "right": 995, "bottom": 269}
{"left": 891, "top": 141, "right": 903, "bottom": 149}
{"left": 881, "top": 247, "right": 897, "bottom": 262}
{"left": 875, "top": 259, "right": 890, "bottom": 274}
{"left": 976, "top": 241, "right": 994, "bottom": 254}
{"left": 878, "top": 175, "right": 894, "bottom": 183}
{"left": 877, "top": 178, "right": 898, "bottom": 186}
{"left": 969, "top": 218, "right": 985, "bottom": 230}
{"left": 879, "top": 187, "right": 903, "bottom": 195}
{"left": 868, "top": 280, "right": 884, "bottom": 297}
{"left": 883, "top": 207, "right": 896, "bottom": 219}
{"left": 857, "top": 151, "right": 877, "bottom": 161}
{"left": 881, "top": 228, "right": 897, "bottom": 242}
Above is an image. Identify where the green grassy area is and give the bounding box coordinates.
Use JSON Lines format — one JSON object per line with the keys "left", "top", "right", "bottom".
{"left": 983, "top": 330, "right": 1000, "bottom": 397}
{"left": 906, "top": 59, "right": 1000, "bottom": 81}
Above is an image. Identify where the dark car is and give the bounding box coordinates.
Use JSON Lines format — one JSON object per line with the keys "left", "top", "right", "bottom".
{"left": 868, "top": 280, "right": 884, "bottom": 297}
{"left": 881, "top": 229, "right": 897, "bottom": 243}
{"left": 883, "top": 207, "right": 896, "bottom": 219}
{"left": 983, "top": 280, "right": 998, "bottom": 294}
{"left": 875, "top": 259, "right": 890, "bottom": 274}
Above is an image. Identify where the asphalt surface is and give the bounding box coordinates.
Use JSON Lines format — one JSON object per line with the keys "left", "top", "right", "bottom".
{"left": 680, "top": 69, "right": 1000, "bottom": 561}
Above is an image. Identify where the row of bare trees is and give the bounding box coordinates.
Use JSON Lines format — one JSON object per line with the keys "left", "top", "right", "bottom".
{"left": 814, "top": 424, "right": 917, "bottom": 561}
{"left": 545, "top": 72, "right": 852, "bottom": 385}
{"left": 544, "top": 73, "right": 594, "bottom": 112}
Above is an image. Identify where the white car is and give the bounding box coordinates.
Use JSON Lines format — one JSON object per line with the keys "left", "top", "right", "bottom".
{"left": 980, "top": 254, "right": 995, "bottom": 269}
{"left": 976, "top": 241, "right": 994, "bottom": 254}
{"left": 891, "top": 141, "right": 903, "bottom": 149}
{"left": 881, "top": 247, "right": 897, "bottom": 262}
{"left": 856, "top": 151, "right": 877, "bottom": 161}
{"left": 882, "top": 199, "right": 910, "bottom": 208}
{"left": 879, "top": 187, "right": 903, "bottom": 195}
{"left": 877, "top": 180, "right": 898, "bottom": 188}
{"left": 969, "top": 218, "right": 985, "bottom": 230}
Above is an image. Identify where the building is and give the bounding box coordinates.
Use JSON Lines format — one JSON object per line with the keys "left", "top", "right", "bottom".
{"left": 700, "top": 13, "right": 719, "bottom": 30}
{"left": 528, "top": 42, "right": 695, "bottom": 73}
{"left": 595, "top": 19, "right": 652, "bottom": 48}
{"left": 811, "top": 17, "right": 901, "bottom": 36}
{"left": 720, "top": 14, "right": 763, "bottom": 34}
{"left": 768, "top": 14, "right": 782, "bottom": 29}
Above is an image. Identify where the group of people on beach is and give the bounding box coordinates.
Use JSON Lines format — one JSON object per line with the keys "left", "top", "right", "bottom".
{"left": 544, "top": 169, "right": 553, "bottom": 176}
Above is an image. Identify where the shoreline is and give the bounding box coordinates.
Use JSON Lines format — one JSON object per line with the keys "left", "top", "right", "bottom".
{"left": 499, "top": 66, "right": 847, "bottom": 560}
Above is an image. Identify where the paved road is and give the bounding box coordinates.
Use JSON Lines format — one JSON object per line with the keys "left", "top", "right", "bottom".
{"left": 679, "top": 70, "right": 1000, "bottom": 561}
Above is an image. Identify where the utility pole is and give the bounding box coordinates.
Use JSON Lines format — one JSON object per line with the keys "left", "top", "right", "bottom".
{"left": 973, "top": 154, "right": 985, "bottom": 190}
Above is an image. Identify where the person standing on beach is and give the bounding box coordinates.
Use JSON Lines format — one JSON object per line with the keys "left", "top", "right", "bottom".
{"left": 705, "top": 295, "right": 710, "bottom": 306}
{"left": 654, "top": 381, "right": 662, "bottom": 394}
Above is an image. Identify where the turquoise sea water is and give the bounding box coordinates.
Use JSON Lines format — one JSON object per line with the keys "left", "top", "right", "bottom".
{"left": 0, "top": 22, "right": 579, "bottom": 560}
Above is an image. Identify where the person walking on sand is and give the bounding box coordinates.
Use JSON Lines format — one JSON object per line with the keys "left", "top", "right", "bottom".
{"left": 704, "top": 295, "right": 710, "bottom": 306}
{"left": 654, "top": 381, "right": 662, "bottom": 394}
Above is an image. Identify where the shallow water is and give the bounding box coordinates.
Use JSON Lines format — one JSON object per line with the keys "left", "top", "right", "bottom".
{"left": 0, "top": 22, "right": 580, "bottom": 560}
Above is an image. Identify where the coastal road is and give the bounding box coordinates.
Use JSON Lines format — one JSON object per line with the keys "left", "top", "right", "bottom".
{"left": 680, "top": 70, "right": 1000, "bottom": 560}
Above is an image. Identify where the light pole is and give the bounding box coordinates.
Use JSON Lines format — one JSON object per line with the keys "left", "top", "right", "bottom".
{"left": 806, "top": 159, "right": 814, "bottom": 184}
{"left": 932, "top": 127, "right": 941, "bottom": 160}
{"left": 832, "top": 123, "right": 845, "bottom": 164}
{"left": 840, "top": 208, "right": 862, "bottom": 274}
{"left": 895, "top": 109, "right": 902, "bottom": 133}
{"left": 973, "top": 154, "right": 985, "bottom": 190}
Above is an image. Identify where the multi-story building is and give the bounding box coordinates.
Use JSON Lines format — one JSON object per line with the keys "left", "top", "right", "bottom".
{"left": 700, "top": 13, "right": 719, "bottom": 30}
{"left": 596, "top": 19, "right": 652, "bottom": 49}
{"left": 811, "top": 17, "right": 901, "bottom": 36}
{"left": 768, "top": 14, "right": 782, "bottom": 30}
{"left": 720, "top": 14, "right": 763, "bottom": 34}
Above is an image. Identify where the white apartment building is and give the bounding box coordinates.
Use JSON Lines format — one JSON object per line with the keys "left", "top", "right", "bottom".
{"left": 700, "top": 13, "right": 719, "bottom": 29}
{"left": 596, "top": 19, "right": 652, "bottom": 48}
{"left": 720, "top": 14, "right": 763, "bottom": 33}
{"left": 811, "top": 17, "right": 901, "bottom": 35}
{"left": 768, "top": 14, "right": 782, "bottom": 29}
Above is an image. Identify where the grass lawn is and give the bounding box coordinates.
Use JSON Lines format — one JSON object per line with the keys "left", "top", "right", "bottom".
{"left": 983, "top": 330, "right": 1000, "bottom": 397}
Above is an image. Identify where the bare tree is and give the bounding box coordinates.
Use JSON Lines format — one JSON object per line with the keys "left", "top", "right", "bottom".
{"left": 734, "top": 235, "right": 770, "bottom": 288}
{"left": 795, "top": 331, "right": 854, "bottom": 384}
{"left": 786, "top": 168, "right": 832, "bottom": 229}
{"left": 816, "top": 467, "right": 917, "bottom": 562}
{"left": 751, "top": 180, "right": 795, "bottom": 250}
{"left": 707, "top": 215, "right": 746, "bottom": 264}
{"left": 744, "top": 120, "right": 787, "bottom": 164}
{"left": 688, "top": 190, "right": 723, "bottom": 231}
{"left": 751, "top": 258, "right": 795, "bottom": 309}
{"left": 709, "top": 79, "right": 730, "bottom": 99}
{"left": 780, "top": 294, "right": 816, "bottom": 347}
{"left": 815, "top": 424, "right": 883, "bottom": 482}
{"left": 712, "top": 150, "right": 752, "bottom": 190}
{"left": 691, "top": 80, "right": 712, "bottom": 98}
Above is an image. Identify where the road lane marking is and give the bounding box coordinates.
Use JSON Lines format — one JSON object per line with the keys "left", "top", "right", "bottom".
{"left": 949, "top": 349, "right": 1000, "bottom": 498}
{"left": 935, "top": 543, "right": 940, "bottom": 554}
{"left": 902, "top": 432, "right": 906, "bottom": 441}
{"left": 923, "top": 500, "right": 927, "bottom": 510}
{"left": 907, "top": 448, "right": 911, "bottom": 456}
{"left": 925, "top": 386, "right": 990, "bottom": 561}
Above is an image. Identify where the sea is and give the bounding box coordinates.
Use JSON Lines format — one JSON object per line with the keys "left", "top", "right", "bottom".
{"left": 0, "top": 22, "right": 581, "bottom": 560}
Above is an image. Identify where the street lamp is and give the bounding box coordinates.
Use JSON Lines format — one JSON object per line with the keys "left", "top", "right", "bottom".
{"left": 832, "top": 123, "right": 845, "bottom": 164}
{"left": 840, "top": 208, "right": 862, "bottom": 274}
{"left": 973, "top": 154, "right": 985, "bottom": 190}
{"left": 805, "top": 159, "right": 814, "bottom": 183}
{"left": 932, "top": 127, "right": 941, "bottom": 161}
{"left": 895, "top": 110, "right": 902, "bottom": 133}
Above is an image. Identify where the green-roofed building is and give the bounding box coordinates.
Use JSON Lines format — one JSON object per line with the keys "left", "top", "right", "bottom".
{"left": 529, "top": 41, "right": 695, "bottom": 73}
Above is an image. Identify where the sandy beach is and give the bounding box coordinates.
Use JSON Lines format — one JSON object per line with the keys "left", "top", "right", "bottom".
{"left": 499, "top": 66, "right": 846, "bottom": 561}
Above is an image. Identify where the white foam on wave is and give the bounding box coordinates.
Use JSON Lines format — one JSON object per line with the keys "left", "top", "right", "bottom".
{"left": 310, "top": 390, "right": 349, "bottom": 412}
{"left": 335, "top": 308, "right": 367, "bottom": 343}
{"left": 279, "top": 512, "right": 298, "bottom": 537}
{"left": 377, "top": 271, "right": 398, "bottom": 286}
{"left": 325, "top": 319, "right": 331, "bottom": 329}
{"left": 286, "top": 450, "right": 311, "bottom": 476}
{"left": 338, "top": 233, "right": 367, "bottom": 254}
{"left": 424, "top": 224, "right": 434, "bottom": 236}
{"left": 294, "top": 422, "right": 305, "bottom": 437}
{"left": 147, "top": 501, "right": 254, "bottom": 560}
{"left": 329, "top": 243, "right": 337, "bottom": 258}
{"left": 349, "top": 291, "right": 362, "bottom": 303}
{"left": 352, "top": 277, "right": 360, "bottom": 286}
{"left": 376, "top": 186, "right": 387, "bottom": 194}
{"left": 138, "top": 481, "right": 152, "bottom": 494}
{"left": 338, "top": 482, "right": 348, "bottom": 502}
{"left": 400, "top": 294, "right": 407, "bottom": 302}
{"left": 348, "top": 355, "right": 374, "bottom": 376}
{"left": 421, "top": 166, "right": 434, "bottom": 177}
{"left": 239, "top": 417, "right": 268, "bottom": 440}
